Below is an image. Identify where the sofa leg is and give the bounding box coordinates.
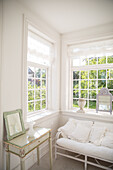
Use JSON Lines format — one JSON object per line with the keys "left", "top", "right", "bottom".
{"left": 55, "top": 146, "right": 57, "bottom": 159}
{"left": 85, "top": 155, "right": 87, "bottom": 170}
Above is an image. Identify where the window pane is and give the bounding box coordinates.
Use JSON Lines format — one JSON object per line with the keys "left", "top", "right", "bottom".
{"left": 42, "top": 89, "right": 46, "bottom": 99}
{"left": 89, "top": 70, "right": 97, "bottom": 79}
{"left": 28, "top": 79, "right": 34, "bottom": 89}
{"left": 42, "top": 69, "right": 46, "bottom": 78}
{"left": 73, "top": 90, "right": 79, "bottom": 98}
{"left": 98, "top": 56, "right": 106, "bottom": 64}
{"left": 35, "top": 68, "right": 41, "bottom": 78}
{"left": 107, "top": 69, "right": 113, "bottom": 79}
{"left": 89, "top": 57, "right": 97, "bottom": 65}
{"left": 89, "top": 100, "right": 96, "bottom": 109}
{"left": 80, "top": 90, "right": 88, "bottom": 98}
{"left": 28, "top": 90, "right": 34, "bottom": 101}
{"left": 73, "top": 59, "right": 80, "bottom": 66}
{"left": 110, "top": 69, "right": 113, "bottom": 79}
{"left": 73, "top": 99, "right": 79, "bottom": 107}
{"left": 98, "top": 70, "right": 106, "bottom": 79}
{"left": 81, "top": 57, "right": 88, "bottom": 66}
{"left": 81, "top": 80, "right": 88, "bottom": 89}
{"left": 73, "top": 71, "right": 79, "bottom": 79}
{"left": 107, "top": 80, "right": 113, "bottom": 89}
{"left": 81, "top": 71, "right": 88, "bottom": 79}
{"left": 109, "top": 90, "right": 113, "bottom": 96}
{"left": 107, "top": 55, "right": 113, "bottom": 64}
{"left": 28, "top": 67, "right": 34, "bottom": 78}
{"left": 107, "top": 69, "right": 110, "bottom": 79}
{"left": 35, "top": 90, "right": 40, "bottom": 100}
{"left": 89, "top": 80, "right": 96, "bottom": 89}
{"left": 42, "top": 80, "right": 46, "bottom": 88}
{"left": 35, "top": 79, "right": 41, "bottom": 89}
{"left": 35, "top": 101, "right": 41, "bottom": 110}
{"left": 42, "top": 100, "right": 46, "bottom": 109}
{"left": 89, "top": 90, "right": 96, "bottom": 99}
{"left": 98, "top": 80, "right": 106, "bottom": 89}
{"left": 73, "top": 81, "right": 79, "bottom": 89}
{"left": 84, "top": 100, "right": 88, "bottom": 108}
{"left": 28, "top": 102, "right": 34, "bottom": 112}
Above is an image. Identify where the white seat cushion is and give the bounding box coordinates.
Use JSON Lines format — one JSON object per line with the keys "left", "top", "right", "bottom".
{"left": 56, "top": 138, "right": 113, "bottom": 161}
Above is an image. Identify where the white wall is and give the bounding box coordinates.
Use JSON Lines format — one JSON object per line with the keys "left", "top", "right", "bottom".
{"left": 61, "top": 23, "right": 113, "bottom": 111}
{"left": 0, "top": 0, "right": 3, "bottom": 169}
{"left": 1, "top": 0, "right": 60, "bottom": 169}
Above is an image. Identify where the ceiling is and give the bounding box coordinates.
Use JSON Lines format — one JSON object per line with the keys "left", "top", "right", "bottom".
{"left": 18, "top": 0, "right": 113, "bottom": 34}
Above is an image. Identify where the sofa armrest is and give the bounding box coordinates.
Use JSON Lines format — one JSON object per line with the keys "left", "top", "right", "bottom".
{"left": 56, "top": 131, "right": 63, "bottom": 140}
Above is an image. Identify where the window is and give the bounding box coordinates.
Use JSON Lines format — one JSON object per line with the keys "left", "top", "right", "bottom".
{"left": 28, "top": 66, "right": 47, "bottom": 112}
{"left": 27, "top": 25, "right": 53, "bottom": 114}
{"left": 69, "top": 40, "right": 113, "bottom": 110}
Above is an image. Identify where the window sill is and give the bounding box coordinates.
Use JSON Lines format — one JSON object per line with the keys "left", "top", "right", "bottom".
{"left": 60, "top": 108, "right": 113, "bottom": 123}
{"left": 27, "top": 110, "right": 59, "bottom": 123}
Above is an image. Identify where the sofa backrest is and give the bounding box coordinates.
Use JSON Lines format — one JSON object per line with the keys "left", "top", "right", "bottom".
{"left": 93, "top": 121, "right": 113, "bottom": 132}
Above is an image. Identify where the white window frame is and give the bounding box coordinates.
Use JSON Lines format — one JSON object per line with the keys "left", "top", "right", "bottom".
{"left": 22, "top": 16, "right": 55, "bottom": 121}
{"left": 27, "top": 61, "right": 48, "bottom": 115}
{"left": 70, "top": 53, "right": 113, "bottom": 111}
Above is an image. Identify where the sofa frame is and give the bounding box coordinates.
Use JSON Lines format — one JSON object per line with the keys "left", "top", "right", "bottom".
{"left": 55, "top": 131, "right": 113, "bottom": 170}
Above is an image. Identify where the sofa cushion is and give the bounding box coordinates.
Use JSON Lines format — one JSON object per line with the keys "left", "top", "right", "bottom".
{"left": 68, "top": 123, "right": 91, "bottom": 143}
{"left": 58, "top": 119, "right": 76, "bottom": 138}
{"left": 101, "top": 131, "right": 113, "bottom": 149}
{"left": 89, "top": 127, "right": 106, "bottom": 146}
{"left": 92, "top": 122, "right": 113, "bottom": 132}
{"left": 56, "top": 138, "right": 113, "bottom": 161}
{"left": 58, "top": 118, "right": 93, "bottom": 138}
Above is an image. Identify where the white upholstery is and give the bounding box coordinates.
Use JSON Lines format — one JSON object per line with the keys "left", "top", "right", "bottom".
{"left": 58, "top": 119, "right": 76, "bottom": 138}
{"left": 92, "top": 122, "right": 113, "bottom": 132}
{"left": 58, "top": 118, "right": 93, "bottom": 138}
{"left": 68, "top": 123, "right": 91, "bottom": 142}
{"left": 56, "top": 138, "right": 113, "bottom": 161}
{"left": 89, "top": 127, "right": 106, "bottom": 145}
{"left": 101, "top": 131, "right": 113, "bottom": 149}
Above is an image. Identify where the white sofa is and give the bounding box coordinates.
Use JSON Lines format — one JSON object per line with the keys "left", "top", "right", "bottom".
{"left": 55, "top": 118, "right": 113, "bottom": 170}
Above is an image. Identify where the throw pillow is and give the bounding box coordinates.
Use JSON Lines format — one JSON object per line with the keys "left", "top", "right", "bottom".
{"left": 58, "top": 119, "right": 76, "bottom": 138}
{"left": 101, "top": 131, "right": 113, "bottom": 149}
{"left": 68, "top": 123, "right": 91, "bottom": 143}
{"left": 89, "top": 127, "right": 106, "bottom": 146}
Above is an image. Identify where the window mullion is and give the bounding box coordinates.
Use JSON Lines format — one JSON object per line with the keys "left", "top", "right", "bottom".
{"left": 88, "top": 70, "right": 89, "bottom": 109}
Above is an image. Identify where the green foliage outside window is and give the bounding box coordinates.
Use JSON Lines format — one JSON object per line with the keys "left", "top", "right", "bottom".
{"left": 107, "top": 55, "right": 113, "bottom": 64}
{"left": 98, "top": 70, "right": 106, "bottom": 79}
{"left": 98, "top": 56, "right": 106, "bottom": 64}
{"left": 89, "top": 57, "right": 97, "bottom": 65}
{"left": 35, "top": 101, "right": 41, "bottom": 110}
{"left": 89, "top": 70, "right": 97, "bottom": 79}
{"left": 81, "top": 80, "right": 88, "bottom": 89}
{"left": 89, "top": 80, "right": 96, "bottom": 89}
{"left": 73, "top": 71, "right": 79, "bottom": 79}
{"left": 28, "top": 102, "right": 34, "bottom": 112}
{"left": 81, "top": 71, "right": 88, "bottom": 79}
{"left": 73, "top": 81, "right": 79, "bottom": 89}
